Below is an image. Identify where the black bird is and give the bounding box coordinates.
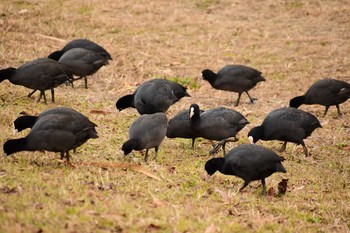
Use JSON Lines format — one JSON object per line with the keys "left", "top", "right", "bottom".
{"left": 0, "top": 58, "right": 73, "bottom": 103}
{"left": 189, "top": 104, "right": 249, "bottom": 155}
{"left": 13, "top": 107, "right": 96, "bottom": 134}
{"left": 248, "top": 107, "right": 321, "bottom": 156}
{"left": 205, "top": 144, "right": 287, "bottom": 195}
{"left": 3, "top": 110, "right": 98, "bottom": 166}
{"left": 58, "top": 48, "right": 109, "bottom": 88}
{"left": 48, "top": 38, "right": 112, "bottom": 61}
{"left": 166, "top": 109, "right": 203, "bottom": 149}
{"left": 116, "top": 79, "right": 190, "bottom": 114}
{"left": 290, "top": 78, "right": 350, "bottom": 116}
{"left": 202, "top": 65, "right": 265, "bottom": 106}
{"left": 122, "top": 113, "right": 167, "bottom": 162}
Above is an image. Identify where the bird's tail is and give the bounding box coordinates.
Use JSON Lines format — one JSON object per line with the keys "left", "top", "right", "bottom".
{"left": 275, "top": 162, "right": 287, "bottom": 173}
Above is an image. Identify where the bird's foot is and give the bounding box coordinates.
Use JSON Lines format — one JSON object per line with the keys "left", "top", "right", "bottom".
{"left": 209, "top": 143, "right": 222, "bottom": 155}
{"left": 249, "top": 98, "right": 258, "bottom": 105}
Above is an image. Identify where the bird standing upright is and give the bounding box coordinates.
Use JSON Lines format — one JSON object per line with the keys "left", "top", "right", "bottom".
{"left": 202, "top": 65, "right": 265, "bottom": 106}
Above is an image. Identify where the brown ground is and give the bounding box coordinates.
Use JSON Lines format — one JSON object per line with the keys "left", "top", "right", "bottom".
{"left": 0, "top": 0, "right": 349, "bottom": 232}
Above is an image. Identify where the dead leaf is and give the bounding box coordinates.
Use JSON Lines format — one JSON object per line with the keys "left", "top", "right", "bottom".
{"left": 214, "top": 188, "right": 231, "bottom": 204}
{"left": 278, "top": 179, "right": 288, "bottom": 195}
{"left": 167, "top": 166, "right": 176, "bottom": 174}
{"left": 146, "top": 223, "right": 162, "bottom": 232}
{"left": 152, "top": 197, "right": 166, "bottom": 207}
{"left": 90, "top": 109, "right": 109, "bottom": 115}
{"left": 267, "top": 187, "right": 276, "bottom": 196}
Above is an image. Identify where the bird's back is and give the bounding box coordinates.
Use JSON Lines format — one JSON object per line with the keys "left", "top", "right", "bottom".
{"left": 305, "top": 79, "right": 350, "bottom": 106}
{"left": 223, "top": 144, "right": 286, "bottom": 181}
{"left": 129, "top": 113, "right": 167, "bottom": 150}
{"left": 214, "top": 65, "right": 265, "bottom": 92}
{"left": 62, "top": 39, "right": 112, "bottom": 60}
{"left": 59, "top": 48, "right": 108, "bottom": 76}
{"left": 11, "top": 58, "right": 72, "bottom": 90}
{"left": 134, "top": 80, "right": 176, "bottom": 114}
{"left": 262, "top": 107, "right": 320, "bottom": 142}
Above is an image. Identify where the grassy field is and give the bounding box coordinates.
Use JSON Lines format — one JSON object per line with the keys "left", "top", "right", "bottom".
{"left": 0, "top": 0, "right": 349, "bottom": 232}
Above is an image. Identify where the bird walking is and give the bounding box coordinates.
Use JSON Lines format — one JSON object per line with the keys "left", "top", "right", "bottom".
{"left": 201, "top": 65, "right": 265, "bottom": 106}
{"left": 166, "top": 109, "right": 203, "bottom": 149}
{"left": 189, "top": 104, "right": 249, "bottom": 155}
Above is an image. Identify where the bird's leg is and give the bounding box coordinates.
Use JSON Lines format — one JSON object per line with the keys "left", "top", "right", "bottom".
{"left": 209, "top": 138, "right": 238, "bottom": 155}
{"left": 51, "top": 89, "right": 55, "bottom": 103}
{"left": 65, "top": 151, "right": 75, "bottom": 168}
{"left": 300, "top": 141, "right": 309, "bottom": 157}
{"left": 261, "top": 179, "right": 267, "bottom": 195}
{"left": 84, "top": 77, "right": 88, "bottom": 89}
{"left": 279, "top": 141, "right": 287, "bottom": 152}
{"left": 154, "top": 147, "right": 159, "bottom": 161}
{"left": 222, "top": 141, "right": 227, "bottom": 156}
{"left": 27, "top": 90, "right": 37, "bottom": 98}
{"left": 144, "top": 149, "right": 149, "bottom": 162}
{"left": 235, "top": 93, "right": 242, "bottom": 106}
{"left": 336, "top": 105, "right": 342, "bottom": 116}
{"left": 246, "top": 91, "right": 257, "bottom": 104}
{"left": 190, "top": 138, "right": 195, "bottom": 149}
{"left": 239, "top": 181, "right": 249, "bottom": 192}
{"left": 60, "top": 152, "right": 65, "bottom": 160}
{"left": 38, "top": 91, "right": 47, "bottom": 104}
{"left": 323, "top": 106, "right": 330, "bottom": 116}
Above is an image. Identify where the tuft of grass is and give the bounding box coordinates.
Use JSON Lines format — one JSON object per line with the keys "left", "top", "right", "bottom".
{"left": 194, "top": 0, "right": 220, "bottom": 10}
{"left": 167, "top": 76, "right": 200, "bottom": 90}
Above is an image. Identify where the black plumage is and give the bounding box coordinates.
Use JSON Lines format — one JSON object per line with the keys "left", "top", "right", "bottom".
{"left": 3, "top": 109, "right": 98, "bottom": 166}
{"left": 202, "top": 65, "right": 265, "bottom": 106}
{"left": 48, "top": 38, "right": 112, "bottom": 61}
{"left": 189, "top": 104, "right": 249, "bottom": 154}
{"left": 13, "top": 107, "right": 96, "bottom": 134}
{"left": 248, "top": 107, "right": 322, "bottom": 156}
{"left": 58, "top": 48, "right": 109, "bottom": 88}
{"left": 116, "top": 79, "right": 190, "bottom": 114}
{"left": 205, "top": 144, "right": 287, "bottom": 194}
{"left": 0, "top": 58, "right": 73, "bottom": 103}
{"left": 290, "top": 78, "right": 350, "bottom": 116}
{"left": 166, "top": 109, "right": 203, "bottom": 149}
{"left": 122, "top": 113, "right": 167, "bottom": 161}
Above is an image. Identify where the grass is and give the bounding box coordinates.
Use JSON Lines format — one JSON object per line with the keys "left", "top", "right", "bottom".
{"left": 0, "top": 0, "right": 350, "bottom": 232}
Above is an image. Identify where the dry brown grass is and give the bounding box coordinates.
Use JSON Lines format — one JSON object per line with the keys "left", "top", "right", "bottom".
{"left": 0, "top": 0, "right": 349, "bottom": 232}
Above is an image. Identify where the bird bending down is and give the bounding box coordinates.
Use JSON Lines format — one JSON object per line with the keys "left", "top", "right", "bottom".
{"left": 3, "top": 110, "right": 98, "bottom": 167}
{"left": 48, "top": 38, "right": 112, "bottom": 61}
{"left": 248, "top": 107, "right": 321, "bottom": 156}
{"left": 205, "top": 144, "right": 287, "bottom": 195}
{"left": 122, "top": 113, "right": 167, "bottom": 162}
{"left": 116, "top": 79, "right": 190, "bottom": 114}
{"left": 0, "top": 58, "right": 73, "bottom": 103}
{"left": 290, "top": 78, "right": 350, "bottom": 116}
{"left": 58, "top": 48, "right": 109, "bottom": 88}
